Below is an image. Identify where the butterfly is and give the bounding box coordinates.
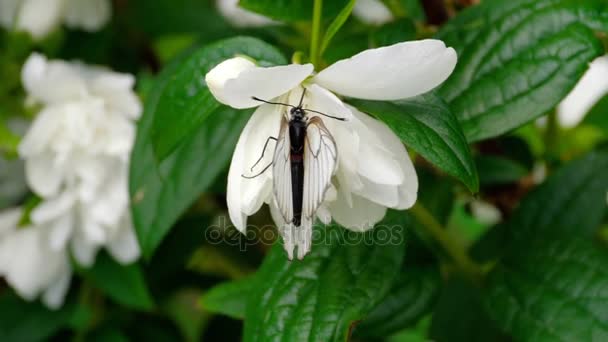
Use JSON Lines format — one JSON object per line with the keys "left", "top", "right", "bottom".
{"left": 243, "top": 88, "right": 345, "bottom": 259}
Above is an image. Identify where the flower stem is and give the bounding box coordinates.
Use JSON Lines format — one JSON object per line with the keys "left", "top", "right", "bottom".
{"left": 310, "top": 0, "right": 323, "bottom": 68}
{"left": 409, "top": 203, "right": 484, "bottom": 281}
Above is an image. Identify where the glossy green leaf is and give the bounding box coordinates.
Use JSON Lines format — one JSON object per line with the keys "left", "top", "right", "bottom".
{"left": 430, "top": 277, "right": 509, "bottom": 342}
{"left": 482, "top": 150, "right": 608, "bottom": 340}
{"left": 244, "top": 211, "right": 408, "bottom": 341}
{"left": 130, "top": 39, "right": 279, "bottom": 257}
{"left": 82, "top": 253, "right": 154, "bottom": 310}
{"left": 486, "top": 238, "right": 608, "bottom": 341}
{"left": 0, "top": 293, "right": 74, "bottom": 342}
{"left": 436, "top": 0, "right": 608, "bottom": 142}
{"left": 238, "top": 0, "right": 350, "bottom": 22}
{"left": 371, "top": 19, "right": 416, "bottom": 48}
{"left": 201, "top": 278, "right": 252, "bottom": 319}
{"left": 320, "top": 0, "right": 356, "bottom": 55}
{"left": 508, "top": 150, "right": 608, "bottom": 240}
{"left": 355, "top": 265, "right": 441, "bottom": 338}
{"left": 131, "top": 105, "right": 249, "bottom": 258}
{"left": 349, "top": 93, "right": 479, "bottom": 192}
{"left": 476, "top": 155, "right": 528, "bottom": 186}
{"left": 148, "top": 36, "right": 286, "bottom": 160}
{"left": 583, "top": 94, "right": 608, "bottom": 134}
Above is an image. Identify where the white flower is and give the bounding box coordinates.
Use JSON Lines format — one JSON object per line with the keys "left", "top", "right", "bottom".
{"left": 215, "top": 0, "right": 393, "bottom": 28}
{"left": 557, "top": 55, "right": 608, "bottom": 128}
{"left": 0, "top": 208, "right": 72, "bottom": 309}
{"left": 0, "top": 0, "right": 111, "bottom": 40}
{"left": 205, "top": 40, "right": 457, "bottom": 259}
{"left": 469, "top": 200, "right": 502, "bottom": 226}
{"left": 353, "top": 0, "right": 393, "bottom": 26}
{"left": 18, "top": 53, "right": 141, "bottom": 268}
{"left": 216, "top": 0, "right": 276, "bottom": 27}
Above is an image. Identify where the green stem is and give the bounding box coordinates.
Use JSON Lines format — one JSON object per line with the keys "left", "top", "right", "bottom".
{"left": 310, "top": 0, "right": 323, "bottom": 68}
{"left": 409, "top": 203, "right": 484, "bottom": 281}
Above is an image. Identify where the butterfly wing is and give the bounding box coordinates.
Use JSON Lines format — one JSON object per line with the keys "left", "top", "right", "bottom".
{"left": 272, "top": 116, "right": 293, "bottom": 224}
{"left": 302, "top": 116, "right": 338, "bottom": 221}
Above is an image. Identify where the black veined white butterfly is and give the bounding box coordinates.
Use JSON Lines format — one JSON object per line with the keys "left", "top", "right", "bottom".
{"left": 242, "top": 88, "right": 345, "bottom": 259}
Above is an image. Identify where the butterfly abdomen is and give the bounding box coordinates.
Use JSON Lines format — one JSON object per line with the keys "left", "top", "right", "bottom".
{"left": 289, "top": 120, "right": 307, "bottom": 227}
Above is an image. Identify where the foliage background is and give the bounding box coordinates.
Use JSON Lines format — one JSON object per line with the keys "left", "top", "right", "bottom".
{"left": 1, "top": 0, "right": 608, "bottom": 341}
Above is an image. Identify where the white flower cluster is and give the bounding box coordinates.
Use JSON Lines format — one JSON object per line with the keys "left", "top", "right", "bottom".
{"left": 0, "top": 0, "right": 111, "bottom": 39}
{"left": 0, "top": 53, "right": 141, "bottom": 308}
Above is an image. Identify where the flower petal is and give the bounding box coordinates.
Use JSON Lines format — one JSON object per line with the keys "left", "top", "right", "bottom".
{"left": 63, "top": 0, "right": 111, "bottom": 32}
{"left": 24, "top": 154, "right": 64, "bottom": 197}
{"left": 217, "top": 0, "right": 276, "bottom": 27}
{"left": 206, "top": 58, "right": 314, "bottom": 109}
{"left": 351, "top": 106, "right": 418, "bottom": 209}
{"left": 106, "top": 216, "right": 140, "bottom": 264}
{"left": 314, "top": 40, "right": 457, "bottom": 100}
{"left": 352, "top": 0, "right": 393, "bottom": 26}
{"left": 16, "top": 0, "right": 63, "bottom": 39}
{"left": 0, "top": 208, "right": 22, "bottom": 236}
{"left": 227, "top": 104, "right": 282, "bottom": 231}
{"left": 330, "top": 191, "right": 387, "bottom": 232}
{"left": 22, "top": 53, "right": 87, "bottom": 104}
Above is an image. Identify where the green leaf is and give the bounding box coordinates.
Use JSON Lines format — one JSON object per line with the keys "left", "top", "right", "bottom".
{"left": 583, "top": 94, "right": 608, "bottom": 134}
{"left": 436, "top": 0, "right": 608, "bottom": 142}
{"left": 509, "top": 150, "right": 608, "bottom": 240}
{"left": 238, "top": 0, "right": 350, "bottom": 22}
{"left": 476, "top": 155, "right": 528, "bottom": 186}
{"left": 430, "top": 277, "right": 509, "bottom": 342}
{"left": 148, "top": 36, "right": 286, "bottom": 160}
{"left": 349, "top": 93, "right": 479, "bottom": 192}
{"left": 82, "top": 253, "right": 154, "bottom": 310}
{"left": 201, "top": 278, "right": 253, "bottom": 319}
{"left": 486, "top": 238, "right": 608, "bottom": 341}
{"left": 131, "top": 105, "right": 249, "bottom": 258}
{"left": 244, "top": 211, "right": 408, "bottom": 341}
{"left": 354, "top": 265, "right": 441, "bottom": 338}
{"left": 482, "top": 150, "right": 608, "bottom": 340}
{"left": 130, "top": 38, "right": 281, "bottom": 257}
{"left": 371, "top": 19, "right": 417, "bottom": 48}
{"left": 320, "top": 0, "right": 357, "bottom": 55}
{"left": 0, "top": 293, "right": 74, "bottom": 342}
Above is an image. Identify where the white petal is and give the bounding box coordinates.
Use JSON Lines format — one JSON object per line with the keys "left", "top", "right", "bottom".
{"left": 352, "top": 0, "right": 393, "bottom": 26}
{"left": 31, "top": 190, "right": 75, "bottom": 223}
{"left": 24, "top": 155, "right": 64, "bottom": 197}
{"left": 351, "top": 106, "right": 418, "bottom": 209}
{"left": 227, "top": 104, "right": 282, "bottom": 231}
{"left": 48, "top": 212, "right": 74, "bottom": 250}
{"left": 0, "top": 208, "right": 22, "bottom": 236}
{"left": 314, "top": 40, "right": 457, "bottom": 100}
{"left": 41, "top": 265, "right": 71, "bottom": 310}
{"left": 557, "top": 55, "right": 608, "bottom": 128}
{"left": 63, "top": 0, "right": 111, "bottom": 32}
{"left": 206, "top": 57, "right": 256, "bottom": 106}
{"left": 106, "top": 216, "right": 140, "bottom": 264}
{"left": 70, "top": 232, "right": 99, "bottom": 267}
{"left": 206, "top": 58, "right": 313, "bottom": 109}
{"left": 22, "top": 53, "right": 87, "bottom": 104}
{"left": 16, "top": 0, "right": 63, "bottom": 39}
{"left": 216, "top": 0, "right": 276, "bottom": 27}
{"left": 87, "top": 70, "right": 142, "bottom": 119}
{"left": 330, "top": 192, "right": 387, "bottom": 232}
{"left": 0, "top": 0, "right": 19, "bottom": 27}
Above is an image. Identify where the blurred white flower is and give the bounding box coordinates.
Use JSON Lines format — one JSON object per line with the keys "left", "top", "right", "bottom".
{"left": 16, "top": 53, "right": 141, "bottom": 271}
{"left": 0, "top": 0, "right": 111, "bottom": 40}
{"left": 216, "top": 0, "right": 275, "bottom": 27}
{"left": 0, "top": 208, "right": 72, "bottom": 309}
{"left": 557, "top": 55, "right": 608, "bottom": 128}
{"left": 469, "top": 200, "right": 502, "bottom": 226}
{"left": 216, "top": 0, "right": 393, "bottom": 28}
{"left": 206, "top": 40, "right": 457, "bottom": 259}
{"left": 353, "top": 0, "right": 393, "bottom": 26}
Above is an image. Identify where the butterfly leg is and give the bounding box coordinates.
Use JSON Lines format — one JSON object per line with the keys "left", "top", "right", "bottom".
{"left": 241, "top": 136, "right": 277, "bottom": 179}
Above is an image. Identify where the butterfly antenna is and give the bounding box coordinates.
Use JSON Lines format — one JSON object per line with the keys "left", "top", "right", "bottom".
{"left": 251, "top": 96, "right": 295, "bottom": 109}
{"left": 297, "top": 87, "right": 307, "bottom": 107}
{"left": 304, "top": 108, "right": 346, "bottom": 121}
